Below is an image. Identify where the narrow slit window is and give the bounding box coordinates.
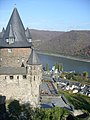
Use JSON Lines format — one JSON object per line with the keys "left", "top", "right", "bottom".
{"left": 34, "top": 76, "right": 35, "bottom": 81}
{"left": 23, "top": 75, "right": 27, "bottom": 79}
{"left": 10, "top": 76, "right": 13, "bottom": 79}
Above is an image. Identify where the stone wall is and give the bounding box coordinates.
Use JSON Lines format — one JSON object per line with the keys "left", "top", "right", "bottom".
{"left": 0, "top": 65, "right": 42, "bottom": 106}
{"left": 0, "top": 48, "right": 31, "bottom": 67}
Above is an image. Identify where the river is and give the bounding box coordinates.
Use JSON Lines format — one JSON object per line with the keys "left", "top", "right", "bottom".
{"left": 37, "top": 53, "right": 90, "bottom": 76}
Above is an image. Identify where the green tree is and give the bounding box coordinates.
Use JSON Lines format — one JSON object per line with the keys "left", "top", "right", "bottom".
{"left": 46, "top": 63, "right": 49, "bottom": 71}
{"left": 21, "top": 103, "right": 34, "bottom": 120}
{"left": 59, "top": 64, "right": 63, "bottom": 72}
{"left": 8, "top": 100, "right": 21, "bottom": 119}
{"left": 33, "top": 108, "right": 46, "bottom": 120}
{"left": 7, "top": 100, "right": 70, "bottom": 120}
{"left": 60, "top": 108, "right": 68, "bottom": 120}
{"left": 61, "top": 73, "right": 65, "bottom": 79}
{"left": 55, "top": 63, "right": 58, "bottom": 70}
{"left": 83, "top": 71, "right": 88, "bottom": 80}
{"left": 44, "top": 107, "right": 69, "bottom": 120}
{"left": 66, "top": 73, "right": 74, "bottom": 80}
{"left": 55, "top": 63, "right": 63, "bottom": 72}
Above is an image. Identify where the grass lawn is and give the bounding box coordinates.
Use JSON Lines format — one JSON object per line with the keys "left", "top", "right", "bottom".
{"left": 58, "top": 90, "right": 90, "bottom": 113}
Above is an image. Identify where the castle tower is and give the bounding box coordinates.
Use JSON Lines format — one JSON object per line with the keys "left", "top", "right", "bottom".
{"left": 0, "top": 8, "right": 42, "bottom": 107}
{"left": 27, "top": 49, "right": 42, "bottom": 105}
{"left": 0, "top": 8, "right": 32, "bottom": 67}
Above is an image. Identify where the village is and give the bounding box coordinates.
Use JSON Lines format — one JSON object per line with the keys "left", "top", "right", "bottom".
{"left": 40, "top": 64, "right": 90, "bottom": 97}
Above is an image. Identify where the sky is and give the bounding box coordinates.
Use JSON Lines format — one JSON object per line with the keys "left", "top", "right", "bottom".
{"left": 0, "top": 0, "right": 90, "bottom": 31}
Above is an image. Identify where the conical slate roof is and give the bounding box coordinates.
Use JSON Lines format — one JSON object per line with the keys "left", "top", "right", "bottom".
{"left": 0, "top": 8, "right": 32, "bottom": 48}
{"left": 25, "top": 27, "right": 32, "bottom": 39}
{"left": 27, "top": 49, "right": 41, "bottom": 65}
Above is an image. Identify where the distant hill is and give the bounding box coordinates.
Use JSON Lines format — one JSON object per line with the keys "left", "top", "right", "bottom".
{"left": 30, "top": 29, "right": 64, "bottom": 41}
{"left": 31, "top": 29, "right": 90, "bottom": 59}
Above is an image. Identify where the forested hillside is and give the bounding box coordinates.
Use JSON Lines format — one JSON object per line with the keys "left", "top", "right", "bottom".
{"left": 31, "top": 29, "right": 90, "bottom": 58}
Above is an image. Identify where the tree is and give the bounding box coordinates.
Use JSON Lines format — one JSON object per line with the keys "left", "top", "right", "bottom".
{"left": 8, "top": 100, "right": 21, "bottom": 119}
{"left": 7, "top": 100, "right": 70, "bottom": 120}
{"left": 59, "top": 108, "right": 69, "bottom": 120}
{"left": 33, "top": 108, "right": 46, "bottom": 120}
{"left": 20, "top": 103, "right": 34, "bottom": 120}
{"left": 55, "top": 63, "right": 63, "bottom": 72}
{"left": 43, "top": 107, "right": 69, "bottom": 120}
{"left": 55, "top": 63, "right": 58, "bottom": 70}
{"left": 46, "top": 63, "right": 49, "bottom": 71}
{"left": 83, "top": 71, "right": 88, "bottom": 80}
{"left": 59, "top": 64, "right": 63, "bottom": 72}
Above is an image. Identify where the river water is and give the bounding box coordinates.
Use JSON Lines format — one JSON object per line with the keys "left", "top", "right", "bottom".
{"left": 38, "top": 53, "right": 90, "bottom": 76}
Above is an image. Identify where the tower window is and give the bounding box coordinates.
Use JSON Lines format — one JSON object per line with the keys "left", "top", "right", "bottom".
{"left": 10, "top": 76, "right": 13, "bottom": 79}
{"left": 34, "top": 76, "right": 35, "bottom": 81}
{"left": 17, "top": 76, "right": 19, "bottom": 79}
{"left": 6, "top": 38, "right": 9, "bottom": 43}
{"left": 8, "top": 38, "right": 15, "bottom": 44}
{"left": 28, "top": 38, "right": 32, "bottom": 42}
{"left": 21, "top": 63, "right": 25, "bottom": 67}
{"left": 23, "top": 75, "right": 27, "bottom": 79}
{"left": 8, "top": 49, "right": 12, "bottom": 53}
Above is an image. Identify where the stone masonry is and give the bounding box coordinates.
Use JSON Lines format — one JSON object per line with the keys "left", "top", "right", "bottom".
{"left": 0, "top": 64, "right": 42, "bottom": 106}
{"left": 0, "top": 48, "right": 31, "bottom": 67}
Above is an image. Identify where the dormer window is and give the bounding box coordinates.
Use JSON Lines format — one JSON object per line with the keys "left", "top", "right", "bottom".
{"left": 6, "top": 38, "right": 9, "bottom": 43}
{"left": 6, "top": 37, "right": 15, "bottom": 44}
{"left": 8, "top": 49, "right": 12, "bottom": 53}
{"left": 6, "top": 24, "right": 15, "bottom": 44}
{"left": 9, "top": 38, "right": 15, "bottom": 44}
{"left": 27, "top": 38, "right": 32, "bottom": 43}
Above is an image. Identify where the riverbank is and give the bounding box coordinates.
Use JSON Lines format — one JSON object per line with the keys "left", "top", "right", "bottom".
{"left": 36, "top": 51, "right": 90, "bottom": 63}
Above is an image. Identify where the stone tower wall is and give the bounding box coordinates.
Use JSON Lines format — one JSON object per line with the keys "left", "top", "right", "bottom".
{"left": 0, "top": 48, "right": 31, "bottom": 67}
{"left": 0, "top": 74, "right": 32, "bottom": 103}
{"left": 27, "top": 64, "right": 42, "bottom": 104}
